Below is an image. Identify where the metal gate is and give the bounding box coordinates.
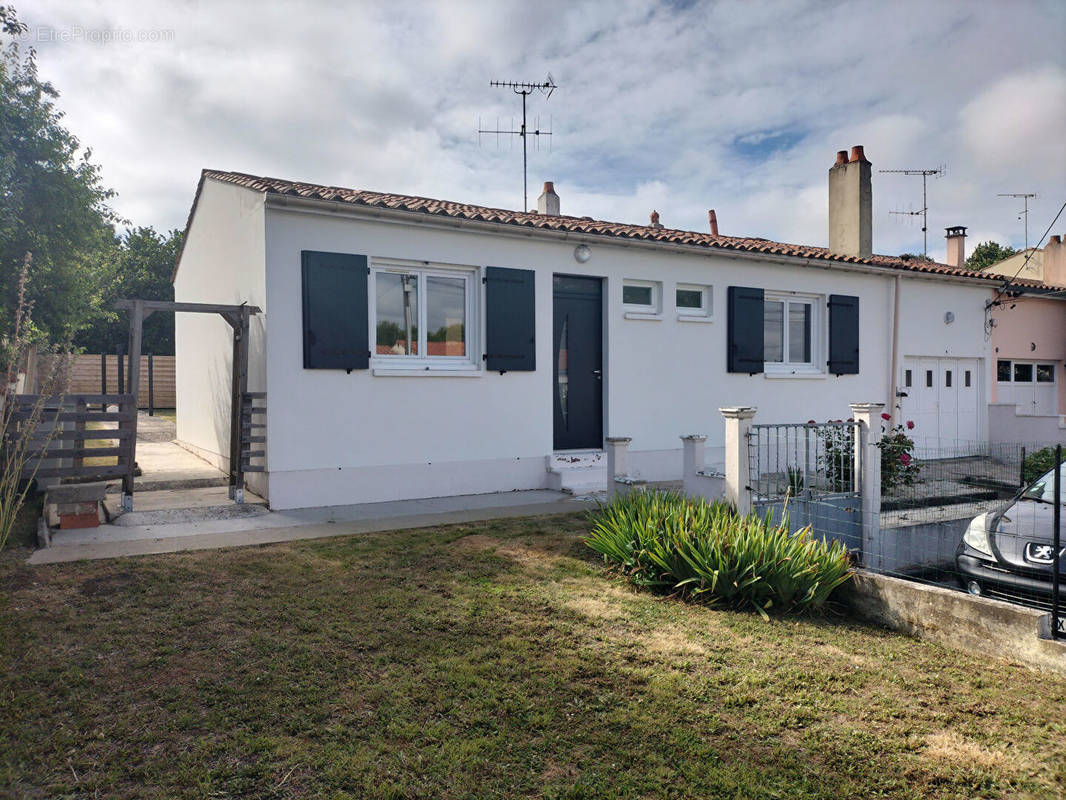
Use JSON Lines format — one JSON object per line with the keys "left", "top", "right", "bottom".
{"left": 748, "top": 421, "right": 863, "bottom": 554}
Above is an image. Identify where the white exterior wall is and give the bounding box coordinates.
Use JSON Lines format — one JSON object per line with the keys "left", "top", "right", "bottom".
{"left": 895, "top": 280, "right": 994, "bottom": 444}
{"left": 258, "top": 202, "right": 996, "bottom": 510}
{"left": 174, "top": 181, "right": 268, "bottom": 496}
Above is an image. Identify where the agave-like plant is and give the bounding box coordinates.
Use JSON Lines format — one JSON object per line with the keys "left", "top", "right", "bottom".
{"left": 585, "top": 490, "right": 853, "bottom": 618}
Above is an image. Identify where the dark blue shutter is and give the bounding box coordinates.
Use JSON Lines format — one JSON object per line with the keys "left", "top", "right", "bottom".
{"left": 301, "top": 250, "right": 369, "bottom": 370}
{"left": 485, "top": 267, "right": 535, "bottom": 372}
{"left": 828, "top": 294, "right": 860, "bottom": 375}
{"left": 727, "top": 286, "right": 764, "bottom": 374}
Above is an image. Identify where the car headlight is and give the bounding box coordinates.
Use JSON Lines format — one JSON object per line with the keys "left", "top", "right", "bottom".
{"left": 963, "top": 513, "right": 992, "bottom": 556}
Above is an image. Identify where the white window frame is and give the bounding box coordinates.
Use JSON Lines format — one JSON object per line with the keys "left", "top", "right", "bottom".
{"left": 763, "top": 291, "right": 824, "bottom": 376}
{"left": 622, "top": 279, "right": 662, "bottom": 319}
{"left": 369, "top": 259, "right": 479, "bottom": 373}
{"left": 675, "top": 283, "right": 713, "bottom": 322}
{"left": 998, "top": 359, "right": 1055, "bottom": 385}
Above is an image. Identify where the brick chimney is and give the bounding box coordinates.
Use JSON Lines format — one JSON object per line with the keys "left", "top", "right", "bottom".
{"left": 945, "top": 226, "right": 967, "bottom": 268}
{"left": 708, "top": 209, "right": 719, "bottom": 236}
{"left": 650, "top": 210, "right": 663, "bottom": 229}
{"left": 1045, "top": 234, "right": 1066, "bottom": 286}
{"left": 828, "top": 145, "right": 873, "bottom": 259}
{"left": 537, "top": 181, "right": 560, "bottom": 216}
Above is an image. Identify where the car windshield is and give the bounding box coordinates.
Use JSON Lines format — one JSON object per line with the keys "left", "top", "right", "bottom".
{"left": 1024, "top": 462, "right": 1066, "bottom": 504}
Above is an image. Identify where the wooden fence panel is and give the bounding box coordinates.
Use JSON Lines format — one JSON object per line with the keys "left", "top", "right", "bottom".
{"left": 38, "top": 354, "right": 175, "bottom": 408}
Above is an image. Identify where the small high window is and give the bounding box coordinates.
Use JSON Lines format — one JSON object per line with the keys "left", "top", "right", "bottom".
{"left": 675, "top": 284, "right": 711, "bottom": 318}
{"left": 945, "top": 370, "right": 952, "bottom": 388}
{"left": 622, "top": 280, "right": 661, "bottom": 315}
{"left": 905, "top": 369, "right": 912, "bottom": 388}
{"left": 964, "top": 370, "right": 971, "bottom": 388}
{"left": 926, "top": 370, "right": 933, "bottom": 388}
{"left": 1037, "top": 364, "right": 1055, "bottom": 383}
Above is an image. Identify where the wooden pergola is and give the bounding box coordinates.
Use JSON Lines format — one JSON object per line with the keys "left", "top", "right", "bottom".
{"left": 115, "top": 300, "right": 262, "bottom": 509}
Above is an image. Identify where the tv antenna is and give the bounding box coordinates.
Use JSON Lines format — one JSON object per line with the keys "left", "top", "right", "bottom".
{"left": 997, "top": 192, "right": 1037, "bottom": 251}
{"left": 479, "top": 74, "right": 557, "bottom": 211}
{"left": 880, "top": 165, "right": 945, "bottom": 256}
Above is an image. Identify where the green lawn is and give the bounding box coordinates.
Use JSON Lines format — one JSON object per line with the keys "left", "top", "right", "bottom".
{"left": 1, "top": 513, "right": 1063, "bottom": 799}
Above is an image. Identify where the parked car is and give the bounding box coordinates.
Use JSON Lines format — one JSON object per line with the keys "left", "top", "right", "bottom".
{"left": 956, "top": 461, "right": 1066, "bottom": 604}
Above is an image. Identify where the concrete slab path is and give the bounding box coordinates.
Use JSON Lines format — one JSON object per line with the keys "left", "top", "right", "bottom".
{"left": 29, "top": 490, "right": 597, "bottom": 564}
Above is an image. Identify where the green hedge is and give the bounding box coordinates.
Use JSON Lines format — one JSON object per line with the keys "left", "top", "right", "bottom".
{"left": 585, "top": 491, "right": 853, "bottom": 619}
{"left": 1023, "top": 446, "right": 1065, "bottom": 486}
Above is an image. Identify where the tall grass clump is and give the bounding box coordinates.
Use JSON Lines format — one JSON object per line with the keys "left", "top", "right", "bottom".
{"left": 585, "top": 490, "right": 853, "bottom": 619}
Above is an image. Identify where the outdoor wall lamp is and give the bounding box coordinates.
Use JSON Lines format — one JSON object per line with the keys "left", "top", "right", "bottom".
{"left": 573, "top": 244, "right": 591, "bottom": 263}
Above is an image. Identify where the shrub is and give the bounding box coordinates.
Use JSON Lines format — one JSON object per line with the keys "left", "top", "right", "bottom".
{"left": 1023, "top": 446, "right": 1065, "bottom": 486}
{"left": 878, "top": 416, "right": 920, "bottom": 492}
{"left": 585, "top": 491, "right": 853, "bottom": 619}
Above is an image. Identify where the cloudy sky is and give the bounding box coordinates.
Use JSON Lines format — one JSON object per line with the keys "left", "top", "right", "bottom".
{"left": 22, "top": 0, "right": 1066, "bottom": 262}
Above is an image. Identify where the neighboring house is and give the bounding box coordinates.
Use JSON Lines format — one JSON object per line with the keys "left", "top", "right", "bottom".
{"left": 172, "top": 146, "right": 1041, "bottom": 509}
{"left": 961, "top": 231, "right": 1066, "bottom": 438}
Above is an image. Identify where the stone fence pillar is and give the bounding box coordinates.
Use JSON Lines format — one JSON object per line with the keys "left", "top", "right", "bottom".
{"left": 605, "top": 437, "right": 631, "bottom": 500}
{"left": 849, "top": 402, "right": 885, "bottom": 567}
{"left": 721, "top": 407, "right": 756, "bottom": 514}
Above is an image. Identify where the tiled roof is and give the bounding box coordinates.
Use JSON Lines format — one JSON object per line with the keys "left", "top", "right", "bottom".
{"left": 197, "top": 169, "right": 1051, "bottom": 289}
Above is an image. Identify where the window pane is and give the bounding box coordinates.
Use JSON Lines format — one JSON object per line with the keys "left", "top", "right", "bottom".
{"left": 376, "top": 272, "right": 419, "bottom": 355}
{"left": 905, "top": 369, "right": 912, "bottom": 387}
{"left": 676, "top": 288, "right": 703, "bottom": 310}
{"left": 1037, "top": 364, "right": 1055, "bottom": 383}
{"left": 945, "top": 370, "right": 952, "bottom": 388}
{"left": 997, "top": 360, "right": 1011, "bottom": 381}
{"left": 926, "top": 370, "right": 933, "bottom": 388}
{"left": 1014, "top": 362, "right": 1033, "bottom": 382}
{"left": 965, "top": 370, "right": 971, "bottom": 387}
{"left": 623, "top": 284, "right": 653, "bottom": 306}
{"left": 764, "top": 301, "right": 784, "bottom": 363}
{"left": 788, "top": 302, "right": 811, "bottom": 364}
{"left": 426, "top": 275, "right": 466, "bottom": 357}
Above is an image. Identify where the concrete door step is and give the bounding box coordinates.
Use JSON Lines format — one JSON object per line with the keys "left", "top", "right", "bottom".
{"left": 109, "top": 503, "right": 270, "bottom": 528}
{"left": 547, "top": 451, "right": 607, "bottom": 494}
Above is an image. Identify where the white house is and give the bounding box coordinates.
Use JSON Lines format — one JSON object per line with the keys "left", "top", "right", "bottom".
{"left": 173, "top": 146, "right": 1010, "bottom": 510}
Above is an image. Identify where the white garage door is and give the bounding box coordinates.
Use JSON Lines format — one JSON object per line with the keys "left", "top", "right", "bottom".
{"left": 900, "top": 357, "right": 981, "bottom": 452}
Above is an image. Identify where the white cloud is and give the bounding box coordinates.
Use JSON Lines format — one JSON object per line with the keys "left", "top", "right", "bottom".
{"left": 17, "top": 0, "right": 1066, "bottom": 264}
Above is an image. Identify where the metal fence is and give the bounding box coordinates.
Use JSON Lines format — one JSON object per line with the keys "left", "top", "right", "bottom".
{"left": 748, "top": 421, "right": 864, "bottom": 553}
{"left": 869, "top": 438, "right": 1063, "bottom": 639}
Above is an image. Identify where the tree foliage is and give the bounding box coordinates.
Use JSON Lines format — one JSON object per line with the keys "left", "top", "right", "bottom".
{"left": 965, "top": 240, "right": 1017, "bottom": 272}
{"left": 1, "top": 6, "right": 120, "bottom": 343}
{"left": 75, "top": 227, "right": 183, "bottom": 354}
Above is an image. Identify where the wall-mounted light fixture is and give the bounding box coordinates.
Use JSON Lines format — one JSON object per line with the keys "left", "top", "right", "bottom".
{"left": 944, "top": 311, "right": 955, "bottom": 324}
{"left": 573, "top": 244, "right": 591, "bottom": 263}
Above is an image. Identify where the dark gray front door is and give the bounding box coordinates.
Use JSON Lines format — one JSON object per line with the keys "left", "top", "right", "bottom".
{"left": 553, "top": 275, "right": 603, "bottom": 450}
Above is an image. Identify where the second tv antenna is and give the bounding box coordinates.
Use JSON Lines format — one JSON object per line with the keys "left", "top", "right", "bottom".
{"left": 880, "top": 165, "right": 945, "bottom": 256}
{"left": 998, "top": 192, "right": 1038, "bottom": 251}
{"left": 479, "top": 74, "right": 557, "bottom": 212}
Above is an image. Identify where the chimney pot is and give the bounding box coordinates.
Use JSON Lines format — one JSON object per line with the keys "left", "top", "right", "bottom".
{"left": 1050, "top": 234, "right": 1062, "bottom": 245}
{"left": 537, "top": 181, "right": 560, "bottom": 216}
{"left": 650, "top": 210, "right": 663, "bottom": 229}
{"left": 708, "top": 209, "right": 719, "bottom": 236}
{"left": 849, "top": 145, "right": 867, "bottom": 163}
{"left": 835, "top": 150, "right": 849, "bottom": 166}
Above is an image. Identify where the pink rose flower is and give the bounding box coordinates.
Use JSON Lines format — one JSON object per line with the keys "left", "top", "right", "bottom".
{"left": 899, "top": 453, "right": 911, "bottom": 465}
{"left": 807, "top": 420, "right": 816, "bottom": 425}
{"left": 881, "top": 412, "right": 891, "bottom": 421}
{"left": 906, "top": 420, "right": 915, "bottom": 430}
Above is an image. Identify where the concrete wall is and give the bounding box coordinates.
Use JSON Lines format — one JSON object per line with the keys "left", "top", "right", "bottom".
{"left": 840, "top": 570, "right": 1066, "bottom": 677}
{"left": 260, "top": 200, "right": 993, "bottom": 509}
{"left": 173, "top": 180, "right": 268, "bottom": 496}
{"left": 988, "top": 403, "right": 1066, "bottom": 445}
{"left": 988, "top": 295, "right": 1066, "bottom": 414}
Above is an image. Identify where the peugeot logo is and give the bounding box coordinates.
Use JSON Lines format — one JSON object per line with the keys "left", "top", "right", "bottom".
{"left": 1026, "top": 543, "right": 1066, "bottom": 564}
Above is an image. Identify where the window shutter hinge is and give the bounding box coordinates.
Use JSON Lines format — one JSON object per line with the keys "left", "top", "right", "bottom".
{"left": 482, "top": 276, "right": 487, "bottom": 284}
{"left": 367, "top": 267, "right": 371, "bottom": 274}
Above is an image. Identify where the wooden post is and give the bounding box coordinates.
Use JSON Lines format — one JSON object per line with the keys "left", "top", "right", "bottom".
{"left": 74, "top": 397, "right": 86, "bottom": 470}
{"left": 121, "top": 300, "right": 143, "bottom": 510}
{"left": 229, "top": 306, "right": 251, "bottom": 503}
{"left": 147, "top": 353, "right": 154, "bottom": 416}
{"left": 100, "top": 353, "right": 107, "bottom": 412}
{"left": 117, "top": 345, "right": 125, "bottom": 398}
